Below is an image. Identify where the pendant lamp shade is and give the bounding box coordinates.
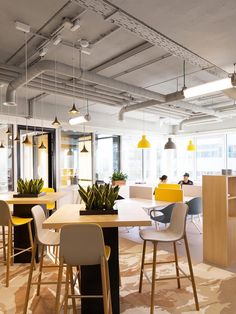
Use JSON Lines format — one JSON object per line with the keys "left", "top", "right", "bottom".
{"left": 164, "top": 137, "right": 176, "bottom": 149}
{"left": 22, "top": 134, "right": 31, "bottom": 145}
{"left": 38, "top": 141, "right": 46, "bottom": 149}
{"left": 6, "top": 126, "right": 11, "bottom": 134}
{"left": 67, "top": 147, "right": 73, "bottom": 156}
{"left": 0, "top": 142, "right": 5, "bottom": 148}
{"left": 80, "top": 144, "right": 88, "bottom": 153}
{"left": 187, "top": 140, "right": 196, "bottom": 151}
{"left": 137, "top": 135, "right": 151, "bottom": 149}
{"left": 69, "top": 103, "right": 79, "bottom": 114}
{"left": 52, "top": 116, "right": 61, "bottom": 127}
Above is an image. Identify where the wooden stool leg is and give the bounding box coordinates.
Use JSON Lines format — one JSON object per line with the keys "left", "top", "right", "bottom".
{"left": 64, "top": 266, "right": 70, "bottom": 314}
{"left": 6, "top": 223, "right": 12, "bottom": 287}
{"left": 69, "top": 266, "right": 77, "bottom": 314}
{"left": 101, "top": 257, "right": 109, "bottom": 314}
{"left": 55, "top": 257, "right": 64, "bottom": 314}
{"left": 36, "top": 245, "right": 45, "bottom": 296}
{"left": 139, "top": 240, "right": 147, "bottom": 293}
{"left": 105, "top": 258, "right": 112, "bottom": 314}
{"left": 150, "top": 242, "right": 157, "bottom": 314}
{"left": 23, "top": 239, "right": 37, "bottom": 314}
{"left": 27, "top": 222, "right": 36, "bottom": 270}
{"left": 184, "top": 235, "right": 199, "bottom": 311}
{"left": 173, "top": 242, "right": 181, "bottom": 289}
{"left": 2, "top": 226, "right": 6, "bottom": 261}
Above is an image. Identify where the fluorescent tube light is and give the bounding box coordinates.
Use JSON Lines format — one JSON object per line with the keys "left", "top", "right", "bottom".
{"left": 39, "top": 47, "right": 48, "bottom": 57}
{"left": 53, "top": 35, "right": 62, "bottom": 46}
{"left": 183, "top": 78, "right": 233, "bottom": 98}
{"left": 71, "top": 19, "right": 81, "bottom": 31}
{"left": 69, "top": 114, "right": 91, "bottom": 125}
{"left": 15, "top": 21, "right": 30, "bottom": 33}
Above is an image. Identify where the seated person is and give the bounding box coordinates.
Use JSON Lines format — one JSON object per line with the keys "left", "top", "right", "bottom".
{"left": 153, "top": 175, "right": 168, "bottom": 195}
{"left": 178, "top": 172, "right": 193, "bottom": 185}
{"left": 159, "top": 175, "right": 168, "bottom": 184}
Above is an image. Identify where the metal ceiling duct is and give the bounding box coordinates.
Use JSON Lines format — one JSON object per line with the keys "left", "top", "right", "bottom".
{"left": 4, "top": 60, "right": 166, "bottom": 106}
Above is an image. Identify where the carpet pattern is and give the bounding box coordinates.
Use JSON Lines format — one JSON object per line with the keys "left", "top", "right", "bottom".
{"left": 0, "top": 237, "right": 236, "bottom": 313}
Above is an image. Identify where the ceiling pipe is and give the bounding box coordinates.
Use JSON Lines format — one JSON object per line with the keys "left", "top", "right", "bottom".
{"left": 4, "top": 60, "right": 166, "bottom": 106}
{"left": 119, "top": 100, "right": 160, "bottom": 120}
{"left": 0, "top": 66, "right": 133, "bottom": 102}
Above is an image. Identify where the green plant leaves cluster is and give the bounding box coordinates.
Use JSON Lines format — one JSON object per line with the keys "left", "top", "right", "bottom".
{"left": 17, "top": 178, "right": 44, "bottom": 195}
{"left": 78, "top": 183, "right": 120, "bottom": 211}
{"left": 111, "top": 171, "right": 128, "bottom": 181}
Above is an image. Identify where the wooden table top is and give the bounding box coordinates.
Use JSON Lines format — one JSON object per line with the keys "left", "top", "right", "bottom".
{"left": 0, "top": 192, "right": 66, "bottom": 204}
{"left": 43, "top": 198, "right": 154, "bottom": 229}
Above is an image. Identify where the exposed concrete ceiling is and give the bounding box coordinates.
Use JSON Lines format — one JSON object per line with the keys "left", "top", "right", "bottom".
{"left": 0, "top": 0, "right": 236, "bottom": 132}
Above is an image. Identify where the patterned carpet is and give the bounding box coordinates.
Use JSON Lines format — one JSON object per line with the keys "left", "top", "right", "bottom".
{"left": 0, "top": 237, "right": 236, "bottom": 313}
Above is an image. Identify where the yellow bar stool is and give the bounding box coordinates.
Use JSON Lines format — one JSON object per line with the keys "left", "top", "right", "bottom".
{"left": 55, "top": 224, "right": 112, "bottom": 314}
{"left": 41, "top": 187, "right": 56, "bottom": 212}
{"left": 23, "top": 205, "right": 60, "bottom": 314}
{"left": 0, "top": 200, "right": 34, "bottom": 287}
{"left": 139, "top": 203, "right": 199, "bottom": 314}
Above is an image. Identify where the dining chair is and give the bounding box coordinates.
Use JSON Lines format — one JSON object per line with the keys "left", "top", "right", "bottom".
{"left": 149, "top": 203, "right": 175, "bottom": 228}
{"left": 23, "top": 205, "right": 60, "bottom": 314}
{"left": 139, "top": 202, "right": 199, "bottom": 314}
{"left": 186, "top": 197, "right": 202, "bottom": 233}
{"left": 0, "top": 200, "right": 34, "bottom": 287}
{"left": 55, "top": 223, "right": 112, "bottom": 314}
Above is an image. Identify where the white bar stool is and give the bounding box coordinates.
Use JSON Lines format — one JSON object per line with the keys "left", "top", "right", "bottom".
{"left": 139, "top": 202, "right": 199, "bottom": 314}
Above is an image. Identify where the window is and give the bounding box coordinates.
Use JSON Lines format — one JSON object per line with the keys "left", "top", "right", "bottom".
{"left": 227, "top": 133, "right": 236, "bottom": 171}
{"left": 95, "top": 135, "right": 120, "bottom": 182}
{"left": 122, "top": 135, "right": 162, "bottom": 183}
{"left": 196, "top": 135, "right": 225, "bottom": 181}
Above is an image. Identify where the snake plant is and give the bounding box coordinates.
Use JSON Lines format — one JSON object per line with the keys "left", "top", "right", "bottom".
{"left": 17, "top": 178, "right": 44, "bottom": 195}
{"left": 78, "top": 183, "right": 120, "bottom": 211}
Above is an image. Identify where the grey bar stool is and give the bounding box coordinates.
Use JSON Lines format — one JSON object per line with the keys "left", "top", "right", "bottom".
{"left": 55, "top": 223, "right": 112, "bottom": 314}
{"left": 0, "top": 200, "right": 34, "bottom": 287}
{"left": 23, "top": 205, "right": 60, "bottom": 314}
{"left": 139, "top": 202, "right": 199, "bottom": 314}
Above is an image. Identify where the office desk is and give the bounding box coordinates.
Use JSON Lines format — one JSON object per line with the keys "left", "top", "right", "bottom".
{"left": 0, "top": 192, "right": 65, "bottom": 262}
{"left": 43, "top": 199, "right": 151, "bottom": 314}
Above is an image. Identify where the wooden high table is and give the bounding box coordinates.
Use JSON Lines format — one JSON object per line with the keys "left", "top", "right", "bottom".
{"left": 0, "top": 192, "right": 65, "bottom": 262}
{"left": 43, "top": 198, "right": 153, "bottom": 314}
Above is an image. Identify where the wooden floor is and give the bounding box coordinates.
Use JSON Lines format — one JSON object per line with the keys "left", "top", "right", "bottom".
{"left": 119, "top": 216, "right": 236, "bottom": 273}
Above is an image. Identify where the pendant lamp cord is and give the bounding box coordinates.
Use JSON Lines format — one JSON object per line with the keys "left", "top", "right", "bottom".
{"left": 183, "top": 60, "right": 186, "bottom": 89}
{"left": 40, "top": 74, "right": 44, "bottom": 135}
{"left": 25, "top": 32, "right": 28, "bottom": 133}
{"left": 72, "top": 42, "right": 75, "bottom": 103}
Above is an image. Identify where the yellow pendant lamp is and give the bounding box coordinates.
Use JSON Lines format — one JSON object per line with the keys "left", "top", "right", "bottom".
{"left": 187, "top": 140, "right": 196, "bottom": 151}
{"left": 137, "top": 135, "right": 151, "bottom": 148}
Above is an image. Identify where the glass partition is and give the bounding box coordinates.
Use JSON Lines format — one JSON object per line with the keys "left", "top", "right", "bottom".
{"left": 17, "top": 125, "right": 56, "bottom": 188}
{"left": 60, "top": 130, "right": 92, "bottom": 187}
{"left": 0, "top": 124, "right": 13, "bottom": 192}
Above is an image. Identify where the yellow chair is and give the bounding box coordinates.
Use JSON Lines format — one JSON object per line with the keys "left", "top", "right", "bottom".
{"left": 0, "top": 200, "right": 34, "bottom": 287}
{"left": 155, "top": 188, "right": 183, "bottom": 202}
{"left": 42, "top": 187, "right": 55, "bottom": 211}
{"left": 158, "top": 183, "right": 181, "bottom": 190}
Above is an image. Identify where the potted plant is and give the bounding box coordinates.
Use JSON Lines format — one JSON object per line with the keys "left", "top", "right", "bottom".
{"left": 14, "top": 178, "right": 45, "bottom": 198}
{"left": 111, "top": 171, "right": 128, "bottom": 186}
{"left": 78, "top": 183, "right": 120, "bottom": 215}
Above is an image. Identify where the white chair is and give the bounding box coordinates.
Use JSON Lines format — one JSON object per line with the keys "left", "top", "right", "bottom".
{"left": 23, "top": 205, "right": 60, "bottom": 314}
{"left": 55, "top": 223, "right": 112, "bottom": 314}
{"left": 139, "top": 202, "right": 199, "bottom": 314}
